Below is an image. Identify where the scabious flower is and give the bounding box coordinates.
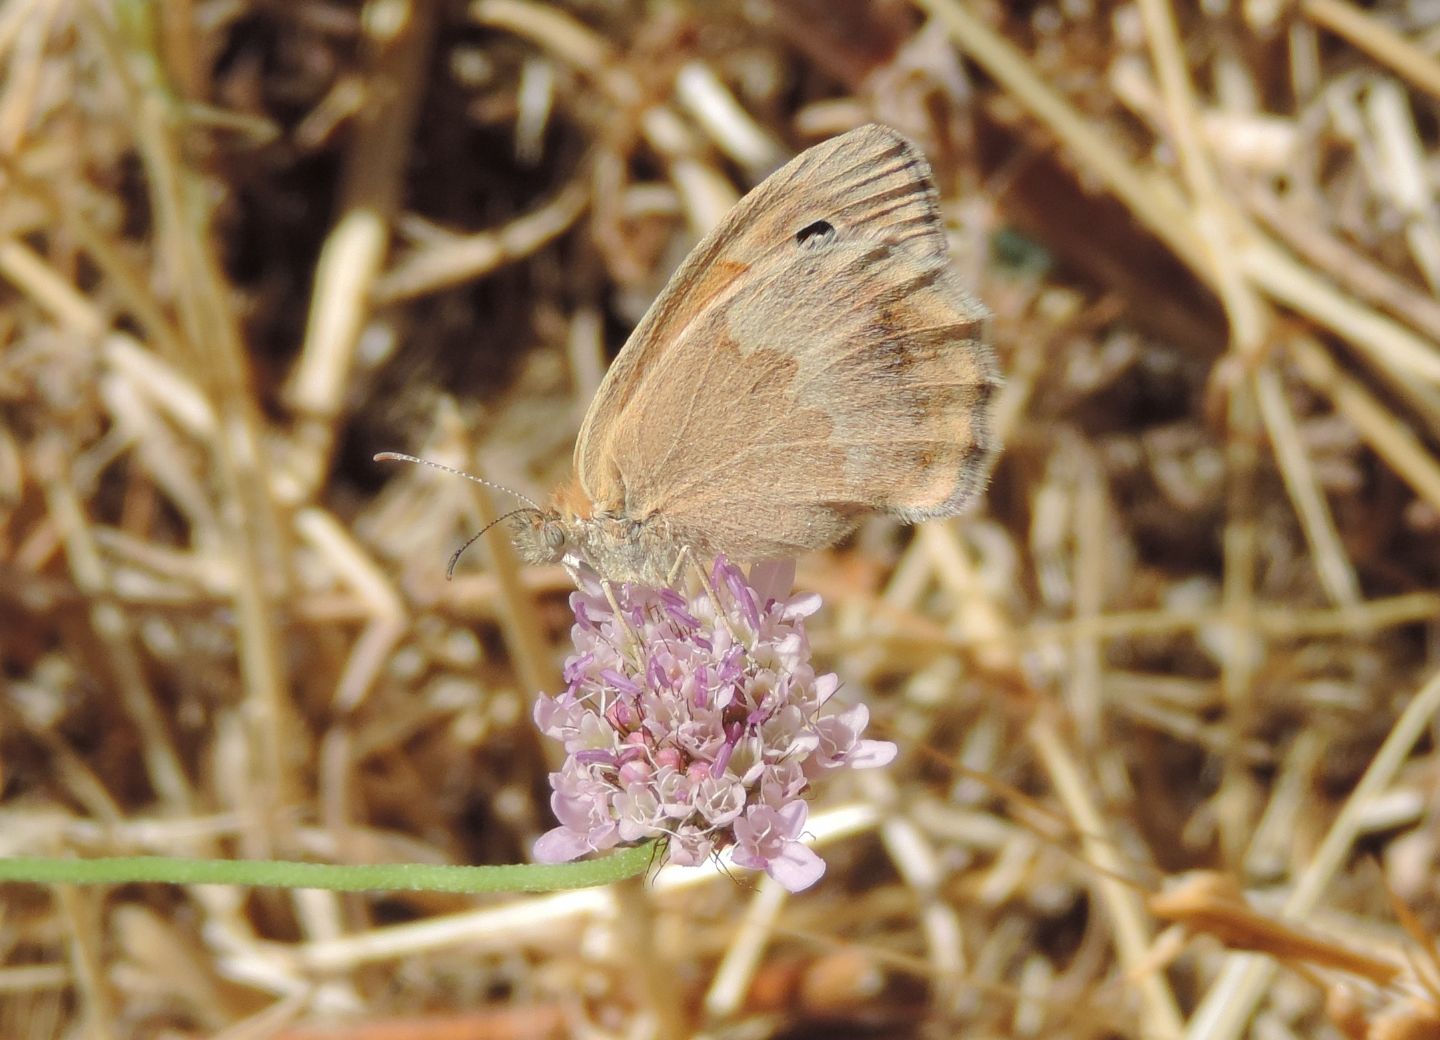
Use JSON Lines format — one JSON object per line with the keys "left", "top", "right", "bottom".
{"left": 532, "top": 557, "right": 897, "bottom": 892}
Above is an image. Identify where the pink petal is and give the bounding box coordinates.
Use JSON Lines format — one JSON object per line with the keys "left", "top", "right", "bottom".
{"left": 748, "top": 559, "right": 796, "bottom": 603}
{"left": 767, "top": 840, "right": 826, "bottom": 892}
{"left": 781, "top": 592, "right": 822, "bottom": 620}
{"left": 533, "top": 827, "right": 590, "bottom": 863}
{"left": 774, "top": 798, "right": 808, "bottom": 837}
{"left": 847, "top": 738, "right": 898, "bottom": 768}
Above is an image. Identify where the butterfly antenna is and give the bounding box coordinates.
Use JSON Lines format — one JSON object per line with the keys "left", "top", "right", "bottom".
{"left": 444, "top": 507, "right": 535, "bottom": 579}
{"left": 374, "top": 451, "right": 541, "bottom": 510}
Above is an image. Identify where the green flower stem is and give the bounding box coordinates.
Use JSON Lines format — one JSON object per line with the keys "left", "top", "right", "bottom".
{"left": 0, "top": 845, "right": 656, "bottom": 894}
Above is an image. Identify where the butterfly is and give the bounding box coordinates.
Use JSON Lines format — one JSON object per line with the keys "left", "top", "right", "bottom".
{"left": 512, "top": 123, "right": 999, "bottom": 585}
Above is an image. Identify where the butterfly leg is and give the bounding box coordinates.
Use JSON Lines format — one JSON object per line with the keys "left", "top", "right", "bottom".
{"left": 600, "top": 578, "right": 646, "bottom": 659}
{"left": 670, "top": 545, "right": 745, "bottom": 645}
{"left": 562, "top": 556, "right": 645, "bottom": 658}
{"left": 664, "top": 547, "right": 690, "bottom": 589}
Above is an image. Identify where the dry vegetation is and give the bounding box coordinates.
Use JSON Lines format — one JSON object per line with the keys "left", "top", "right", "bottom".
{"left": 3, "top": 0, "right": 1440, "bottom": 1037}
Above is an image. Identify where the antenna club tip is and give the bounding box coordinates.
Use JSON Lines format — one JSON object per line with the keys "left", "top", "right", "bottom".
{"left": 369, "top": 449, "right": 544, "bottom": 511}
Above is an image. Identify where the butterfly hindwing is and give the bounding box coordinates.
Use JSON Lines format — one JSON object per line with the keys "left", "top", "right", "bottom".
{"left": 603, "top": 228, "right": 997, "bottom": 561}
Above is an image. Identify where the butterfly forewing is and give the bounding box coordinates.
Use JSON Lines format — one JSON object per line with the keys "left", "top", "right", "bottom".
{"left": 573, "top": 124, "right": 955, "bottom": 507}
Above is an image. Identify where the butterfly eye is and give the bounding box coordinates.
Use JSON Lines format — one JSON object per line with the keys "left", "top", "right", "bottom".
{"left": 544, "top": 525, "right": 565, "bottom": 550}
{"left": 794, "top": 219, "right": 835, "bottom": 247}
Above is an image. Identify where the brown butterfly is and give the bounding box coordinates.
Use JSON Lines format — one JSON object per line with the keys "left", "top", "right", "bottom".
{"left": 513, "top": 124, "right": 1000, "bottom": 585}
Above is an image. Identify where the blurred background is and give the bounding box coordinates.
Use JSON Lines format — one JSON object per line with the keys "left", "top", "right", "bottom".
{"left": 3, "top": 0, "right": 1440, "bottom": 1037}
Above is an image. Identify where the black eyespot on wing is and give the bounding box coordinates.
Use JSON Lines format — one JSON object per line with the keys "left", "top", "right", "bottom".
{"left": 794, "top": 219, "right": 835, "bottom": 247}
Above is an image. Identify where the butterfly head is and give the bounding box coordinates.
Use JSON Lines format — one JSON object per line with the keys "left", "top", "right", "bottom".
{"left": 508, "top": 476, "right": 591, "bottom": 566}
{"left": 510, "top": 507, "right": 572, "bottom": 565}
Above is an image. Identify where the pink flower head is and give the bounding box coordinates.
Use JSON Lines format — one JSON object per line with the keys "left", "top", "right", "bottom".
{"left": 532, "top": 557, "right": 897, "bottom": 892}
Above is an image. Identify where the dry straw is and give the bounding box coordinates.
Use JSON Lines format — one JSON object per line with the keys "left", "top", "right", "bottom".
{"left": 2, "top": 1, "right": 1438, "bottom": 1038}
